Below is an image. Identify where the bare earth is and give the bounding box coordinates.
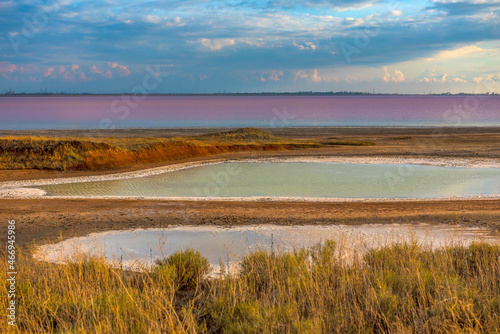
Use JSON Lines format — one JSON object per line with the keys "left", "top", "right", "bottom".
{"left": 2, "top": 198, "right": 500, "bottom": 249}
{"left": 1, "top": 127, "right": 499, "bottom": 249}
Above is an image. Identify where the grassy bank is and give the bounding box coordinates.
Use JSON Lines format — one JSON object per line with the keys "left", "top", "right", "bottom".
{"left": 0, "top": 128, "right": 374, "bottom": 171}
{"left": 1, "top": 241, "right": 499, "bottom": 333}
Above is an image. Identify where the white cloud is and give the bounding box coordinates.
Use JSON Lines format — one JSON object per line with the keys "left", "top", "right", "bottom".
{"left": 242, "top": 38, "right": 266, "bottom": 47}
{"left": 473, "top": 73, "right": 500, "bottom": 85}
{"left": 259, "top": 70, "right": 283, "bottom": 82}
{"left": 418, "top": 70, "right": 448, "bottom": 83}
{"left": 165, "top": 16, "right": 186, "bottom": 27}
{"left": 144, "top": 15, "right": 161, "bottom": 24}
{"left": 292, "top": 41, "right": 317, "bottom": 51}
{"left": 450, "top": 77, "right": 467, "bottom": 83}
{"left": 43, "top": 67, "right": 54, "bottom": 77}
{"left": 426, "top": 44, "right": 485, "bottom": 61}
{"left": 292, "top": 69, "right": 325, "bottom": 82}
{"left": 294, "top": 70, "right": 308, "bottom": 81}
{"left": 269, "top": 71, "right": 283, "bottom": 81}
{"left": 199, "top": 38, "right": 236, "bottom": 51}
{"left": 0, "top": 62, "right": 17, "bottom": 73}
{"left": 310, "top": 69, "right": 322, "bottom": 82}
{"left": 90, "top": 65, "right": 102, "bottom": 74}
{"left": 383, "top": 66, "right": 406, "bottom": 82}
{"left": 108, "top": 62, "right": 131, "bottom": 76}
{"left": 344, "top": 17, "right": 365, "bottom": 26}
{"left": 394, "top": 69, "right": 405, "bottom": 82}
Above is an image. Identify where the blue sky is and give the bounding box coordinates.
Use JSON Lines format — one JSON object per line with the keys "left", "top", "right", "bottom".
{"left": 1, "top": 0, "right": 499, "bottom": 93}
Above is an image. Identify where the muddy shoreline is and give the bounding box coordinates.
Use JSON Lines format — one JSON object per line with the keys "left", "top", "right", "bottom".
{"left": 2, "top": 198, "right": 499, "bottom": 250}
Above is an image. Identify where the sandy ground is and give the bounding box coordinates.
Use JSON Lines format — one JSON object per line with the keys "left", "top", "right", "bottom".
{"left": 1, "top": 127, "right": 499, "bottom": 249}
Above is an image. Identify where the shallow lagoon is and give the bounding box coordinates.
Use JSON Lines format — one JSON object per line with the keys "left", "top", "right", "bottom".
{"left": 37, "top": 162, "right": 500, "bottom": 199}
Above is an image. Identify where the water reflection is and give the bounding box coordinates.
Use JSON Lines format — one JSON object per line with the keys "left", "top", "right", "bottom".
{"left": 35, "top": 224, "right": 500, "bottom": 272}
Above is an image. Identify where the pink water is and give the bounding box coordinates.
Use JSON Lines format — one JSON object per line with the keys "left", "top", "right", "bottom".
{"left": 1, "top": 95, "right": 499, "bottom": 129}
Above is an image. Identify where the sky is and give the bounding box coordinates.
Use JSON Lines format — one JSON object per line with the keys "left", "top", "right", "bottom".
{"left": 0, "top": 0, "right": 499, "bottom": 94}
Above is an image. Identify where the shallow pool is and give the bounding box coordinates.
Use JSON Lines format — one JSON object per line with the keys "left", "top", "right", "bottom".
{"left": 35, "top": 224, "right": 500, "bottom": 271}
{"left": 36, "top": 162, "right": 500, "bottom": 199}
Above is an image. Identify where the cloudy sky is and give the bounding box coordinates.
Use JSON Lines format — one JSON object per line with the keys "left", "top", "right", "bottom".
{"left": 1, "top": 0, "right": 499, "bottom": 94}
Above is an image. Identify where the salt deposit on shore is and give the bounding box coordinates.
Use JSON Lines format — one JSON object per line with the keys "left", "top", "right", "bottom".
{"left": 0, "top": 187, "right": 47, "bottom": 198}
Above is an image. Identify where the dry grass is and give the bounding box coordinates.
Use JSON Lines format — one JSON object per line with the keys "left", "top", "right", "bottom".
{"left": 0, "top": 128, "right": 374, "bottom": 171}
{"left": 1, "top": 240, "right": 499, "bottom": 333}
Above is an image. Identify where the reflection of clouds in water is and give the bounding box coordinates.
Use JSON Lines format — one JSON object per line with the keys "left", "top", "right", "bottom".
{"left": 35, "top": 224, "right": 500, "bottom": 273}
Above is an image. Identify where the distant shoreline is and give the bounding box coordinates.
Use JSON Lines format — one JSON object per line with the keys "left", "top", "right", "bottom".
{"left": 1, "top": 93, "right": 498, "bottom": 97}
{"left": 2, "top": 125, "right": 500, "bottom": 132}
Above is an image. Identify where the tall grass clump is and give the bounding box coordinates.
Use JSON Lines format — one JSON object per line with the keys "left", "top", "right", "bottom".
{"left": 1, "top": 241, "right": 499, "bottom": 333}
{"left": 155, "top": 249, "right": 211, "bottom": 292}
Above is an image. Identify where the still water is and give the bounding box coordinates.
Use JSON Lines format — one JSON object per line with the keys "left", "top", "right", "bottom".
{"left": 35, "top": 224, "right": 500, "bottom": 270}
{"left": 37, "top": 162, "right": 500, "bottom": 199}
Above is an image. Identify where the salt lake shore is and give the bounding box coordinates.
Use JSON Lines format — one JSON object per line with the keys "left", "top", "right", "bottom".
{"left": 1, "top": 127, "right": 499, "bottom": 249}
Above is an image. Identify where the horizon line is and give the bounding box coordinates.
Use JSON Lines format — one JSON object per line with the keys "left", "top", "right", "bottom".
{"left": 1, "top": 91, "right": 497, "bottom": 97}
